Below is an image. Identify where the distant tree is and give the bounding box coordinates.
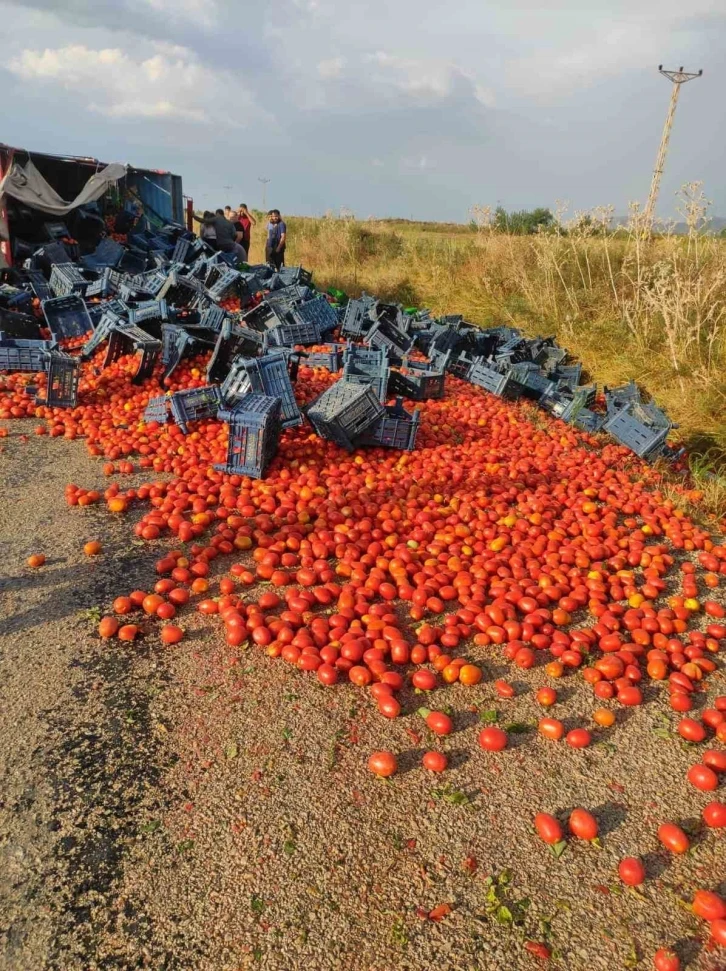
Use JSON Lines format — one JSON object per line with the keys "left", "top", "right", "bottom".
{"left": 493, "top": 206, "right": 555, "bottom": 235}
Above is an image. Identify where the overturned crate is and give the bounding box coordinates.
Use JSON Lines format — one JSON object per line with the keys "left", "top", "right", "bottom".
{"left": 0, "top": 335, "right": 52, "bottom": 372}
{"left": 169, "top": 385, "right": 223, "bottom": 434}
{"left": 342, "top": 342, "right": 389, "bottom": 402}
{"left": 221, "top": 351, "right": 302, "bottom": 427}
{"left": 305, "top": 380, "right": 384, "bottom": 452}
{"left": 305, "top": 343, "right": 344, "bottom": 371}
{"left": 340, "top": 298, "right": 371, "bottom": 339}
{"left": 143, "top": 394, "right": 170, "bottom": 425}
{"left": 43, "top": 295, "right": 93, "bottom": 343}
{"left": 603, "top": 403, "right": 673, "bottom": 461}
{"left": 467, "top": 359, "right": 517, "bottom": 398}
{"left": 366, "top": 316, "right": 414, "bottom": 362}
{"left": 288, "top": 294, "right": 338, "bottom": 336}
{"left": 266, "top": 318, "right": 321, "bottom": 349}
{"left": 215, "top": 394, "right": 282, "bottom": 479}
{"left": 355, "top": 397, "right": 420, "bottom": 451}
{"left": 104, "top": 324, "right": 161, "bottom": 384}
{"left": 49, "top": 263, "right": 89, "bottom": 298}
{"left": 207, "top": 322, "right": 263, "bottom": 384}
{"left": 38, "top": 351, "right": 80, "bottom": 408}
{"left": 388, "top": 359, "right": 446, "bottom": 401}
{"left": 161, "top": 323, "right": 201, "bottom": 380}
{"left": 508, "top": 362, "right": 556, "bottom": 402}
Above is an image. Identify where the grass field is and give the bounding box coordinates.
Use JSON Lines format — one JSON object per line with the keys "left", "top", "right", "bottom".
{"left": 247, "top": 212, "right": 726, "bottom": 463}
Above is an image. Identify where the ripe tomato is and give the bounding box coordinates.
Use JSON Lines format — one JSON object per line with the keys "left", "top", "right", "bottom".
{"left": 691, "top": 890, "right": 726, "bottom": 922}
{"left": 368, "top": 751, "right": 397, "bottom": 777}
{"left": 677, "top": 718, "right": 706, "bottom": 742}
{"left": 653, "top": 948, "right": 680, "bottom": 971}
{"left": 538, "top": 718, "right": 564, "bottom": 741}
{"left": 566, "top": 728, "right": 591, "bottom": 749}
{"left": 703, "top": 750, "right": 726, "bottom": 773}
{"left": 411, "top": 669, "right": 437, "bottom": 691}
{"left": 710, "top": 919, "right": 726, "bottom": 948}
{"left": 687, "top": 763, "right": 718, "bottom": 791}
{"left": 421, "top": 709, "right": 453, "bottom": 735}
{"left": 568, "top": 808, "right": 598, "bottom": 840}
{"left": 478, "top": 726, "right": 508, "bottom": 751}
{"left": 534, "top": 812, "right": 563, "bottom": 845}
{"left": 703, "top": 801, "right": 726, "bottom": 828}
{"left": 618, "top": 856, "right": 646, "bottom": 886}
{"left": 422, "top": 751, "right": 448, "bottom": 772}
{"left": 657, "top": 822, "right": 690, "bottom": 854}
{"left": 160, "top": 625, "right": 183, "bottom": 645}
{"left": 98, "top": 616, "right": 119, "bottom": 639}
{"left": 536, "top": 686, "right": 557, "bottom": 707}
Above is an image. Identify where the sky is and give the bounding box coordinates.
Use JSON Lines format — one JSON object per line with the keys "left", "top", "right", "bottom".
{"left": 1, "top": 0, "right": 725, "bottom": 223}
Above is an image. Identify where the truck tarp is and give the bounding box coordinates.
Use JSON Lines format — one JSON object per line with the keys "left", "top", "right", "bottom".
{"left": 0, "top": 158, "right": 126, "bottom": 216}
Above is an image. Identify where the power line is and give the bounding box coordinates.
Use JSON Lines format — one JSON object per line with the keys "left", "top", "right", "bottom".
{"left": 644, "top": 65, "right": 703, "bottom": 229}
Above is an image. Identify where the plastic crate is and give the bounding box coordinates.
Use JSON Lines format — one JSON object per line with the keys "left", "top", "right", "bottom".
{"left": 205, "top": 267, "right": 244, "bottom": 302}
{"left": 80, "top": 237, "right": 125, "bottom": 271}
{"left": 172, "top": 237, "right": 192, "bottom": 264}
{"left": 290, "top": 295, "right": 338, "bottom": 336}
{"left": 127, "top": 299, "right": 169, "bottom": 329}
{"left": 541, "top": 385, "right": 597, "bottom": 423}
{"left": 340, "top": 298, "right": 370, "bottom": 339}
{"left": 388, "top": 363, "right": 446, "bottom": 401}
{"left": 49, "top": 263, "right": 88, "bottom": 298}
{"left": 574, "top": 408, "right": 606, "bottom": 433}
{"left": 266, "top": 319, "right": 321, "bottom": 348}
{"left": 169, "top": 385, "right": 223, "bottom": 434}
{"left": 0, "top": 309, "right": 43, "bottom": 340}
{"left": 241, "top": 301, "right": 285, "bottom": 334}
{"left": 26, "top": 269, "right": 52, "bottom": 302}
{"left": 554, "top": 363, "right": 583, "bottom": 391}
{"left": 603, "top": 404, "right": 671, "bottom": 460}
{"left": 468, "top": 360, "right": 516, "bottom": 398}
{"left": 509, "top": 363, "right": 556, "bottom": 401}
{"left": 39, "top": 351, "right": 80, "bottom": 408}
{"left": 197, "top": 305, "right": 227, "bottom": 334}
{"left": 0, "top": 336, "right": 52, "bottom": 372}
{"left": 207, "top": 323, "right": 263, "bottom": 384}
{"left": 81, "top": 308, "right": 126, "bottom": 358}
{"left": 32, "top": 241, "right": 73, "bottom": 269}
{"left": 84, "top": 267, "right": 123, "bottom": 300}
{"left": 366, "top": 317, "right": 414, "bottom": 362}
{"left": 42, "top": 295, "right": 93, "bottom": 342}
{"left": 215, "top": 394, "right": 282, "bottom": 479}
{"left": 272, "top": 266, "right": 312, "bottom": 288}
{"left": 221, "top": 352, "right": 302, "bottom": 427}
{"left": 342, "top": 342, "right": 389, "bottom": 402}
{"left": 104, "top": 324, "right": 161, "bottom": 385}
{"left": 305, "top": 343, "right": 343, "bottom": 371}
{"left": 161, "top": 323, "right": 199, "bottom": 379}
{"left": 535, "top": 342, "right": 567, "bottom": 374}
{"left": 305, "top": 380, "right": 384, "bottom": 451}
{"left": 355, "top": 397, "right": 420, "bottom": 451}
{"left": 604, "top": 381, "right": 640, "bottom": 416}
{"left": 143, "top": 395, "right": 170, "bottom": 425}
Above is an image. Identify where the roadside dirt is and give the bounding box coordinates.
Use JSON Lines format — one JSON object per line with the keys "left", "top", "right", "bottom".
{"left": 0, "top": 420, "right": 725, "bottom": 971}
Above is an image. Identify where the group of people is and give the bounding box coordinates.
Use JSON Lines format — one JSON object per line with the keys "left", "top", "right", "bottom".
{"left": 199, "top": 204, "right": 287, "bottom": 269}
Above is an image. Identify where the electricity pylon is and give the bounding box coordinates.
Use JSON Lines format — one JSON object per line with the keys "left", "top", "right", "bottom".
{"left": 644, "top": 66, "right": 702, "bottom": 228}
{"left": 258, "top": 177, "right": 271, "bottom": 212}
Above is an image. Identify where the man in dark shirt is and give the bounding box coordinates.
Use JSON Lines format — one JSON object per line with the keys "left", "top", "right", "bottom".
{"left": 213, "top": 208, "right": 246, "bottom": 261}
{"left": 265, "top": 209, "right": 286, "bottom": 269}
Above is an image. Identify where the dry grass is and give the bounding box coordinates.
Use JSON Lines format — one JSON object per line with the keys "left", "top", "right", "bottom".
{"left": 247, "top": 194, "right": 726, "bottom": 458}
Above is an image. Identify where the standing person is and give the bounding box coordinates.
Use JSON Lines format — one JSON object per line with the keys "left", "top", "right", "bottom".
{"left": 265, "top": 209, "right": 287, "bottom": 269}
{"left": 199, "top": 210, "right": 217, "bottom": 247}
{"left": 213, "top": 208, "right": 247, "bottom": 261}
{"left": 235, "top": 204, "right": 256, "bottom": 258}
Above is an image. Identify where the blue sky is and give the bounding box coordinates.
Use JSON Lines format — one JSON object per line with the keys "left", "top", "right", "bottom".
{"left": 1, "top": 0, "right": 724, "bottom": 222}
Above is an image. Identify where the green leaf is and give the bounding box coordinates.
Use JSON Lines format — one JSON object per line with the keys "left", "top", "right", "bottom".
{"left": 176, "top": 839, "right": 194, "bottom": 854}
{"left": 479, "top": 709, "right": 498, "bottom": 725}
{"left": 496, "top": 905, "right": 513, "bottom": 925}
{"left": 139, "top": 819, "right": 161, "bottom": 834}
{"left": 283, "top": 839, "right": 296, "bottom": 856}
{"left": 417, "top": 707, "right": 432, "bottom": 719}
{"left": 251, "top": 894, "right": 265, "bottom": 915}
{"left": 550, "top": 840, "right": 568, "bottom": 859}
{"left": 652, "top": 728, "right": 672, "bottom": 740}
{"left": 503, "top": 721, "right": 535, "bottom": 734}
{"left": 282, "top": 727, "right": 293, "bottom": 741}
{"left": 224, "top": 741, "right": 239, "bottom": 760}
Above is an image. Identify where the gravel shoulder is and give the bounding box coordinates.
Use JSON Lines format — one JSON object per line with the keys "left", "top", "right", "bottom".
{"left": 0, "top": 421, "right": 724, "bottom": 971}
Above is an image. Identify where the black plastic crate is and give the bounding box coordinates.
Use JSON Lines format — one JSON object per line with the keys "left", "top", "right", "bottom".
{"left": 604, "top": 380, "right": 640, "bottom": 416}
{"left": 290, "top": 295, "right": 339, "bottom": 336}
{"left": 39, "top": 351, "right": 79, "bottom": 408}
{"left": 541, "top": 385, "right": 597, "bottom": 423}
{"left": 0, "top": 336, "right": 52, "bottom": 372}
{"left": 241, "top": 301, "right": 285, "bottom": 334}
{"left": 305, "top": 343, "right": 343, "bottom": 371}
{"left": 266, "top": 319, "right": 321, "bottom": 348}
{"left": 366, "top": 317, "right": 414, "bottom": 362}
{"left": 342, "top": 342, "right": 389, "bottom": 402}
{"left": 81, "top": 308, "right": 126, "bottom": 358}
{"left": 554, "top": 363, "right": 583, "bottom": 391}
{"left": 340, "top": 298, "right": 370, "bottom": 339}
{"left": 534, "top": 341, "right": 567, "bottom": 374}
{"left": 198, "top": 305, "right": 227, "bottom": 334}
{"left": 161, "top": 323, "right": 199, "bottom": 379}
{"left": 207, "top": 323, "right": 263, "bottom": 384}
{"left": 128, "top": 299, "right": 169, "bottom": 329}
{"left": 272, "top": 266, "right": 312, "bottom": 288}
{"left": 221, "top": 352, "right": 302, "bottom": 427}
{"left": 169, "top": 385, "right": 223, "bottom": 434}
{"left": 80, "top": 237, "right": 125, "bottom": 271}
{"left": 574, "top": 408, "right": 606, "bottom": 433}
{"left": 305, "top": 380, "right": 384, "bottom": 451}
{"left": 355, "top": 397, "right": 420, "bottom": 451}
{"left": 205, "top": 267, "right": 244, "bottom": 302}
{"left": 43, "top": 295, "right": 93, "bottom": 342}
{"left": 388, "top": 362, "right": 446, "bottom": 401}
{"left": 49, "top": 263, "right": 88, "bottom": 298}
{"left": 26, "top": 269, "right": 52, "bottom": 302}
{"left": 509, "top": 363, "right": 556, "bottom": 401}
{"left": 468, "top": 360, "right": 516, "bottom": 398}
{"left": 0, "top": 308, "right": 43, "bottom": 340}
{"left": 603, "top": 404, "right": 671, "bottom": 460}
{"left": 143, "top": 395, "right": 170, "bottom": 425}
{"left": 215, "top": 393, "right": 282, "bottom": 479}
{"left": 104, "top": 324, "right": 161, "bottom": 385}
{"left": 84, "top": 267, "right": 123, "bottom": 300}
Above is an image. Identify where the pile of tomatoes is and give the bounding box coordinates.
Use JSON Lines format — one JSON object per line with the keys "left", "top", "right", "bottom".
{"left": 4, "top": 324, "right": 726, "bottom": 967}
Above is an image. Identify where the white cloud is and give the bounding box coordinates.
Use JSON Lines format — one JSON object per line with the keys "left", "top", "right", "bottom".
{"left": 317, "top": 56, "right": 344, "bottom": 78}
{"left": 7, "top": 43, "right": 260, "bottom": 125}
{"left": 371, "top": 158, "right": 384, "bottom": 167}
{"left": 138, "top": 0, "right": 219, "bottom": 27}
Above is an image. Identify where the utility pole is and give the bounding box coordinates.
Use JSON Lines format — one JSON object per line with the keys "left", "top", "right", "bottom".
{"left": 258, "top": 177, "right": 271, "bottom": 213}
{"left": 644, "top": 66, "right": 702, "bottom": 228}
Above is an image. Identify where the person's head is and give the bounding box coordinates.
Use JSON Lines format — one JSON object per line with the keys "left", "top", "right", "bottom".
{"left": 224, "top": 206, "right": 233, "bottom": 217}
{"left": 268, "top": 209, "right": 281, "bottom": 224}
{"left": 203, "top": 210, "right": 212, "bottom": 219}
{"left": 238, "top": 203, "right": 248, "bottom": 213}
{"left": 215, "top": 208, "right": 224, "bottom": 216}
